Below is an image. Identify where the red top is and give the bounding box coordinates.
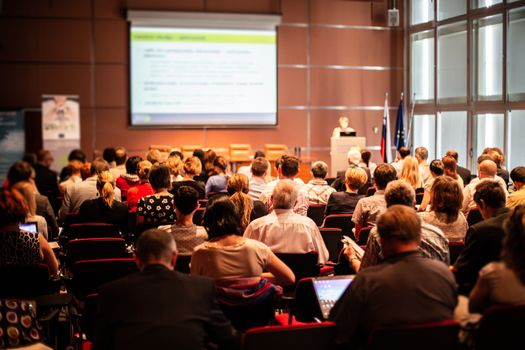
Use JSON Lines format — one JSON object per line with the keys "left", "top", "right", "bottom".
{"left": 116, "top": 175, "right": 140, "bottom": 200}
{"left": 126, "top": 183, "right": 153, "bottom": 212}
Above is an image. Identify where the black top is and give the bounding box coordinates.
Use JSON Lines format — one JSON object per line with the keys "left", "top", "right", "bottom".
{"left": 457, "top": 165, "right": 472, "bottom": 185}
{"left": 92, "top": 264, "right": 238, "bottom": 350}
{"left": 325, "top": 192, "right": 364, "bottom": 215}
{"left": 77, "top": 197, "right": 129, "bottom": 234}
{"left": 34, "top": 163, "right": 59, "bottom": 202}
{"left": 36, "top": 193, "right": 59, "bottom": 238}
{"left": 332, "top": 165, "right": 372, "bottom": 196}
{"left": 137, "top": 194, "right": 175, "bottom": 225}
{"left": 170, "top": 180, "right": 206, "bottom": 199}
{"left": 251, "top": 200, "right": 268, "bottom": 222}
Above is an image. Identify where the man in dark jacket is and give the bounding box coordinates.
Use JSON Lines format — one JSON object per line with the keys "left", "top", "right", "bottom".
{"left": 34, "top": 149, "right": 59, "bottom": 203}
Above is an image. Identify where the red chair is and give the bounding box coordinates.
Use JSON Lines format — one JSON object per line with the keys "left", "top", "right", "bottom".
{"left": 476, "top": 304, "right": 525, "bottom": 350}
{"left": 448, "top": 241, "right": 465, "bottom": 265}
{"left": 319, "top": 228, "right": 343, "bottom": 263}
{"left": 307, "top": 204, "right": 326, "bottom": 226}
{"left": 67, "top": 238, "right": 129, "bottom": 267}
{"left": 193, "top": 207, "right": 206, "bottom": 225}
{"left": 242, "top": 322, "right": 337, "bottom": 350}
{"left": 275, "top": 252, "right": 320, "bottom": 293}
{"left": 68, "top": 223, "right": 121, "bottom": 240}
{"left": 322, "top": 214, "right": 355, "bottom": 241}
{"left": 355, "top": 226, "right": 373, "bottom": 246}
{"left": 366, "top": 186, "right": 376, "bottom": 197}
{"left": 368, "top": 320, "right": 460, "bottom": 350}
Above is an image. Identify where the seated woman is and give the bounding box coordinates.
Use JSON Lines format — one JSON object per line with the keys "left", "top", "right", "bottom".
{"left": 227, "top": 174, "right": 267, "bottom": 231}
{"left": 418, "top": 159, "right": 444, "bottom": 212}
{"left": 399, "top": 156, "right": 424, "bottom": 189}
{"left": 137, "top": 164, "right": 175, "bottom": 225}
{"left": 191, "top": 197, "right": 295, "bottom": 286}
{"left": 77, "top": 171, "right": 129, "bottom": 235}
{"left": 116, "top": 156, "right": 142, "bottom": 201}
{"left": 325, "top": 167, "right": 367, "bottom": 215}
{"left": 0, "top": 187, "right": 58, "bottom": 275}
{"left": 12, "top": 181, "right": 49, "bottom": 241}
{"left": 469, "top": 205, "right": 525, "bottom": 313}
{"left": 170, "top": 157, "right": 206, "bottom": 199}
{"left": 166, "top": 155, "right": 184, "bottom": 183}
{"left": 442, "top": 155, "right": 464, "bottom": 189}
{"left": 127, "top": 160, "right": 153, "bottom": 213}
{"left": 205, "top": 156, "right": 229, "bottom": 197}
{"left": 418, "top": 176, "right": 467, "bottom": 242}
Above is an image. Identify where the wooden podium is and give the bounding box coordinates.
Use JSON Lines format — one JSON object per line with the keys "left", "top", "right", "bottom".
{"left": 330, "top": 136, "right": 366, "bottom": 177}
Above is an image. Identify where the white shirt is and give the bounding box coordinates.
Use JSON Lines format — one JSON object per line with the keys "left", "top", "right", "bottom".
{"left": 248, "top": 176, "right": 267, "bottom": 201}
{"left": 237, "top": 165, "right": 252, "bottom": 179}
{"left": 109, "top": 164, "right": 126, "bottom": 179}
{"left": 259, "top": 178, "right": 308, "bottom": 216}
{"left": 462, "top": 176, "right": 509, "bottom": 214}
{"left": 244, "top": 209, "right": 329, "bottom": 264}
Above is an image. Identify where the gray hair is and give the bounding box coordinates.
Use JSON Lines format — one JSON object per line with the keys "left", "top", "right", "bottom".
{"left": 384, "top": 180, "right": 416, "bottom": 207}
{"left": 272, "top": 179, "right": 298, "bottom": 209}
{"left": 347, "top": 149, "right": 361, "bottom": 166}
{"left": 135, "top": 229, "right": 178, "bottom": 264}
{"left": 311, "top": 161, "right": 329, "bottom": 179}
{"left": 415, "top": 147, "right": 428, "bottom": 161}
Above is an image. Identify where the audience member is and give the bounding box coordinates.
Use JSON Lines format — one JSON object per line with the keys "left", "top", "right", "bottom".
{"left": 462, "top": 159, "right": 508, "bottom": 214}
{"left": 137, "top": 164, "right": 175, "bottom": 225}
{"left": 303, "top": 161, "right": 336, "bottom": 205}
{"left": 391, "top": 146, "right": 411, "bottom": 176}
{"left": 359, "top": 150, "right": 377, "bottom": 179}
{"left": 506, "top": 166, "right": 525, "bottom": 209}
{"left": 419, "top": 176, "right": 468, "bottom": 242}
{"left": 442, "top": 155, "right": 464, "bottom": 188}
{"left": 102, "top": 147, "right": 117, "bottom": 168}
{"left": 325, "top": 167, "right": 366, "bottom": 215}
{"left": 92, "top": 229, "right": 238, "bottom": 350}
{"left": 446, "top": 150, "right": 471, "bottom": 185}
{"left": 237, "top": 150, "right": 265, "bottom": 179}
{"left": 330, "top": 205, "right": 457, "bottom": 348}
{"left": 245, "top": 180, "right": 328, "bottom": 263}
{"left": 415, "top": 146, "right": 431, "bottom": 187}
{"left": 109, "top": 146, "right": 127, "bottom": 179}
{"left": 158, "top": 186, "right": 207, "bottom": 256}
{"left": 146, "top": 148, "right": 162, "bottom": 164}
{"left": 115, "top": 156, "right": 141, "bottom": 201}
{"left": 454, "top": 181, "right": 510, "bottom": 295}
{"left": 468, "top": 205, "right": 525, "bottom": 313}
{"left": 12, "top": 181, "right": 49, "bottom": 240}
{"left": 486, "top": 147, "right": 509, "bottom": 185}
{"left": 0, "top": 187, "right": 58, "bottom": 275}
{"left": 192, "top": 148, "right": 207, "bottom": 183}
{"left": 247, "top": 157, "right": 269, "bottom": 201}
{"left": 33, "top": 149, "right": 59, "bottom": 202}
{"left": 331, "top": 149, "right": 371, "bottom": 195}
{"left": 418, "top": 159, "right": 444, "bottom": 212}
{"left": 169, "top": 150, "right": 183, "bottom": 160}
{"left": 205, "top": 156, "right": 229, "bottom": 197}
{"left": 127, "top": 160, "right": 153, "bottom": 213}
{"left": 170, "top": 157, "right": 206, "bottom": 199}
{"left": 203, "top": 149, "right": 218, "bottom": 182}
{"left": 77, "top": 171, "right": 129, "bottom": 235}
{"left": 227, "top": 174, "right": 267, "bottom": 230}
{"left": 166, "top": 156, "right": 184, "bottom": 182}
{"left": 59, "top": 149, "right": 86, "bottom": 182}
{"left": 191, "top": 197, "right": 295, "bottom": 286}
{"left": 399, "top": 155, "right": 423, "bottom": 189}
{"left": 59, "top": 160, "right": 83, "bottom": 195}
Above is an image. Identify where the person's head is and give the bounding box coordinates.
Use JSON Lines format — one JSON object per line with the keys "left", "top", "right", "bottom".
{"left": 361, "top": 150, "right": 371, "bottom": 166}
{"left": 203, "top": 197, "right": 242, "bottom": 239}
{"left": 345, "top": 167, "right": 367, "bottom": 192}
{"left": 174, "top": 186, "right": 199, "bottom": 216}
{"left": 399, "top": 156, "right": 421, "bottom": 189}
{"left": 478, "top": 159, "right": 497, "bottom": 179}
{"left": 227, "top": 173, "right": 249, "bottom": 195}
{"left": 279, "top": 155, "right": 300, "bottom": 178}
{"left": 272, "top": 179, "right": 297, "bottom": 210}
{"left": 183, "top": 157, "right": 202, "bottom": 177}
{"left": 12, "top": 181, "right": 37, "bottom": 216}
{"left": 68, "top": 149, "right": 86, "bottom": 163}
{"left": 502, "top": 205, "right": 525, "bottom": 285}
{"left": 114, "top": 147, "right": 127, "bottom": 166}
{"left": 80, "top": 162, "right": 92, "bottom": 180}
{"left": 510, "top": 166, "right": 525, "bottom": 190}
{"left": 474, "top": 180, "right": 506, "bottom": 219}
{"left": 430, "top": 176, "right": 463, "bottom": 222}
{"left": 487, "top": 149, "right": 504, "bottom": 168}
{"left": 0, "top": 187, "right": 28, "bottom": 224}
{"left": 377, "top": 205, "right": 421, "bottom": 256}
{"left": 347, "top": 149, "right": 361, "bottom": 166}
{"left": 102, "top": 147, "right": 116, "bottom": 164}
{"left": 373, "top": 163, "right": 397, "bottom": 190}
{"left": 97, "top": 171, "right": 115, "bottom": 208}
{"left": 149, "top": 164, "right": 171, "bottom": 192}
{"left": 254, "top": 150, "right": 265, "bottom": 159}
{"left": 446, "top": 150, "right": 459, "bottom": 162}
{"left": 339, "top": 116, "right": 349, "bottom": 129}
{"left": 204, "top": 149, "right": 217, "bottom": 164}
{"left": 135, "top": 229, "right": 178, "bottom": 271}
{"left": 477, "top": 153, "right": 494, "bottom": 165}
{"left": 166, "top": 156, "right": 183, "bottom": 178}
{"left": 442, "top": 155, "right": 458, "bottom": 179}
{"left": 125, "top": 156, "right": 142, "bottom": 175}
{"left": 7, "top": 161, "right": 34, "bottom": 185}
{"left": 384, "top": 180, "right": 415, "bottom": 207}
{"left": 251, "top": 157, "right": 268, "bottom": 178}
{"left": 429, "top": 159, "right": 444, "bottom": 177}
{"left": 90, "top": 158, "right": 110, "bottom": 177}
{"left": 147, "top": 149, "right": 162, "bottom": 164}
{"left": 22, "top": 153, "right": 37, "bottom": 168}
{"left": 227, "top": 174, "right": 253, "bottom": 230}
{"left": 37, "top": 150, "right": 54, "bottom": 168}
{"left": 169, "top": 150, "right": 183, "bottom": 160}
{"left": 192, "top": 149, "right": 205, "bottom": 165}
{"left": 66, "top": 160, "right": 83, "bottom": 177}
{"left": 311, "top": 161, "right": 329, "bottom": 180}
{"left": 137, "top": 160, "right": 153, "bottom": 182}
{"left": 398, "top": 147, "right": 411, "bottom": 160}
{"left": 415, "top": 147, "right": 428, "bottom": 163}
{"left": 213, "top": 156, "right": 228, "bottom": 174}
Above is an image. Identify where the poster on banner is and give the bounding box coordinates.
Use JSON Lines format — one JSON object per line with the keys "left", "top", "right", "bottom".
{"left": 42, "top": 95, "right": 80, "bottom": 140}
{"left": 0, "top": 111, "right": 24, "bottom": 184}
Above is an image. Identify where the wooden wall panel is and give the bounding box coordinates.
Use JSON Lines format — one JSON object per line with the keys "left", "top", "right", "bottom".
{"left": 94, "top": 20, "right": 127, "bottom": 63}
{"left": 1, "top": 0, "right": 92, "bottom": 18}
{"left": 205, "top": 0, "right": 279, "bottom": 13}
{"left": 125, "top": 0, "right": 204, "bottom": 11}
{"left": 278, "top": 68, "right": 307, "bottom": 106}
{"left": 94, "top": 0, "right": 125, "bottom": 19}
{"left": 281, "top": 0, "right": 308, "bottom": 23}
{"left": 94, "top": 64, "right": 127, "bottom": 107}
{"left": 310, "top": 0, "right": 373, "bottom": 26}
{"left": 277, "top": 26, "right": 307, "bottom": 65}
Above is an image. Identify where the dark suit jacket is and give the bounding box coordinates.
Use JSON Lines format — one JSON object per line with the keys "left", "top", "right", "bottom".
{"left": 34, "top": 164, "right": 59, "bottom": 202}
{"left": 93, "top": 264, "right": 238, "bottom": 350}
{"left": 457, "top": 166, "right": 471, "bottom": 185}
{"left": 454, "top": 207, "right": 510, "bottom": 295}
{"left": 36, "top": 193, "right": 59, "bottom": 239}
{"left": 331, "top": 165, "right": 372, "bottom": 196}
{"left": 77, "top": 198, "right": 129, "bottom": 235}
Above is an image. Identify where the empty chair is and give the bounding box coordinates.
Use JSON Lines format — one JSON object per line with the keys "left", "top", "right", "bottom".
{"left": 475, "top": 304, "right": 525, "bottom": 350}
{"left": 307, "top": 204, "right": 326, "bottom": 226}
{"left": 67, "top": 238, "right": 128, "bottom": 267}
{"left": 242, "top": 322, "right": 337, "bottom": 350}
{"left": 448, "top": 241, "right": 465, "bottom": 265}
{"left": 275, "top": 252, "right": 320, "bottom": 291}
{"left": 322, "top": 214, "right": 355, "bottom": 240}
{"left": 68, "top": 223, "right": 121, "bottom": 241}
{"left": 368, "top": 320, "right": 461, "bottom": 350}
{"left": 319, "top": 228, "right": 343, "bottom": 263}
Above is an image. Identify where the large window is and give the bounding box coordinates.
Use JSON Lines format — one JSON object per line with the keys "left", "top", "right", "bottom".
{"left": 438, "top": 112, "right": 468, "bottom": 166}
{"left": 438, "top": 0, "right": 466, "bottom": 21}
{"left": 438, "top": 22, "right": 467, "bottom": 102}
{"left": 411, "top": 0, "right": 434, "bottom": 25}
{"left": 508, "top": 7, "right": 525, "bottom": 101}
{"left": 413, "top": 114, "right": 436, "bottom": 160}
{"left": 411, "top": 30, "right": 434, "bottom": 102}
{"left": 507, "top": 110, "right": 525, "bottom": 170}
{"left": 473, "top": 113, "right": 505, "bottom": 158}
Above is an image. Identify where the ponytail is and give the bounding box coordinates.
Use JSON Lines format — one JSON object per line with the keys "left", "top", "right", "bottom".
{"left": 97, "top": 171, "right": 115, "bottom": 208}
{"left": 230, "top": 191, "right": 253, "bottom": 230}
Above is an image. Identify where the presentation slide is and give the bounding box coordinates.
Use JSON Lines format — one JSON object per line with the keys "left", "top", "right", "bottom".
{"left": 130, "top": 26, "right": 277, "bottom": 126}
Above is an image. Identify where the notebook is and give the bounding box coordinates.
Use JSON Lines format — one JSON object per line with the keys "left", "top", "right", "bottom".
{"left": 19, "top": 222, "right": 38, "bottom": 234}
{"left": 312, "top": 275, "right": 355, "bottom": 319}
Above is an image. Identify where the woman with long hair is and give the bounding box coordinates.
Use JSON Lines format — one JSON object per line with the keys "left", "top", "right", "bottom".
{"left": 418, "top": 159, "right": 444, "bottom": 212}
{"left": 227, "top": 174, "right": 267, "bottom": 230}
{"left": 205, "top": 156, "right": 229, "bottom": 197}
{"left": 127, "top": 160, "right": 153, "bottom": 212}
{"left": 399, "top": 156, "right": 423, "bottom": 189}
{"left": 442, "top": 155, "right": 464, "bottom": 188}
{"left": 169, "top": 156, "right": 206, "bottom": 199}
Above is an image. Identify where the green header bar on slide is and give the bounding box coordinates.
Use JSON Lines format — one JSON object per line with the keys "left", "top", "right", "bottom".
{"left": 131, "top": 31, "right": 275, "bottom": 44}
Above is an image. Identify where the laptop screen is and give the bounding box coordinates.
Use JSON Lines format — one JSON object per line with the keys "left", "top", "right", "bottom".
{"left": 19, "top": 222, "right": 38, "bottom": 234}
{"left": 312, "top": 275, "right": 354, "bottom": 319}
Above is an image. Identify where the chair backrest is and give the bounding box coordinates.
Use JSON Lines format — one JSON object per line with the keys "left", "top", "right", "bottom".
{"left": 68, "top": 223, "right": 121, "bottom": 240}
{"left": 67, "top": 238, "right": 128, "bottom": 267}
{"left": 366, "top": 186, "right": 376, "bottom": 197}
{"left": 319, "top": 228, "right": 343, "bottom": 263}
{"left": 356, "top": 226, "right": 373, "bottom": 246}
{"left": 80, "top": 293, "right": 99, "bottom": 341}
{"left": 290, "top": 278, "right": 323, "bottom": 322}
{"left": 175, "top": 255, "right": 191, "bottom": 274}
{"left": 0, "top": 264, "right": 53, "bottom": 298}
{"left": 322, "top": 214, "right": 355, "bottom": 240}
{"left": 307, "top": 204, "right": 326, "bottom": 226}
{"left": 181, "top": 145, "right": 202, "bottom": 160}
{"left": 263, "top": 144, "right": 289, "bottom": 161}
{"left": 467, "top": 208, "right": 483, "bottom": 226}
{"left": 275, "top": 252, "right": 320, "bottom": 283}
{"left": 476, "top": 304, "right": 525, "bottom": 350}
{"left": 63, "top": 212, "right": 79, "bottom": 227}
{"left": 193, "top": 208, "right": 206, "bottom": 225}
{"left": 368, "top": 320, "right": 460, "bottom": 350}
{"left": 71, "top": 258, "right": 138, "bottom": 299}
{"left": 229, "top": 144, "right": 253, "bottom": 162}
{"left": 448, "top": 241, "right": 465, "bottom": 265}
{"left": 242, "top": 322, "right": 337, "bottom": 350}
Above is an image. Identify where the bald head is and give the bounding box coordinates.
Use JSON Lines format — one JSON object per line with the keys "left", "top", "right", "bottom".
{"left": 478, "top": 159, "right": 497, "bottom": 179}
{"left": 272, "top": 179, "right": 297, "bottom": 209}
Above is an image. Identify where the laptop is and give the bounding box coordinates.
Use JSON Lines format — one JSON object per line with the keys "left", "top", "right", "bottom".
{"left": 312, "top": 275, "right": 355, "bottom": 319}
{"left": 19, "top": 222, "right": 38, "bottom": 234}
{"left": 340, "top": 131, "right": 356, "bottom": 137}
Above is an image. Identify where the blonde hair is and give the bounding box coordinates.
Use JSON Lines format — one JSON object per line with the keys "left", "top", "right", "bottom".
{"left": 12, "top": 181, "right": 36, "bottom": 216}
{"left": 97, "top": 171, "right": 115, "bottom": 208}
{"left": 166, "top": 156, "right": 183, "bottom": 177}
{"left": 137, "top": 160, "right": 153, "bottom": 182}
{"left": 227, "top": 174, "right": 253, "bottom": 230}
{"left": 183, "top": 157, "right": 202, "bottom": 176}
{"left": 400, "top": 156, "right": 421, "bottom": 189}
{"left": 345, "top": 167, "right": 367, "bottom": 191}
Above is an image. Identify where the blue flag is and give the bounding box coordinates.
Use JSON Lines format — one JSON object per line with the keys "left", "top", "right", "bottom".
{"left": 394, "top": 98, "right": 405, "bottom": 150}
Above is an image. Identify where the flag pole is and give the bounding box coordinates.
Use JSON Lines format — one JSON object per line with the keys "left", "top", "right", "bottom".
{"left": 407, "top": 93, "right": 416, "bottom": 149}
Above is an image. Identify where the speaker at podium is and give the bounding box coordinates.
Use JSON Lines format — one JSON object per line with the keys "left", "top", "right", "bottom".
{"left": 330, "top": 116, "right": 366, "bottom": 177}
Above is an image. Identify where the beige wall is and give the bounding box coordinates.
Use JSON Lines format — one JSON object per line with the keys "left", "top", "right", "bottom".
{"left": 0, "top": 0, "right": 404, "bottom": 169}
